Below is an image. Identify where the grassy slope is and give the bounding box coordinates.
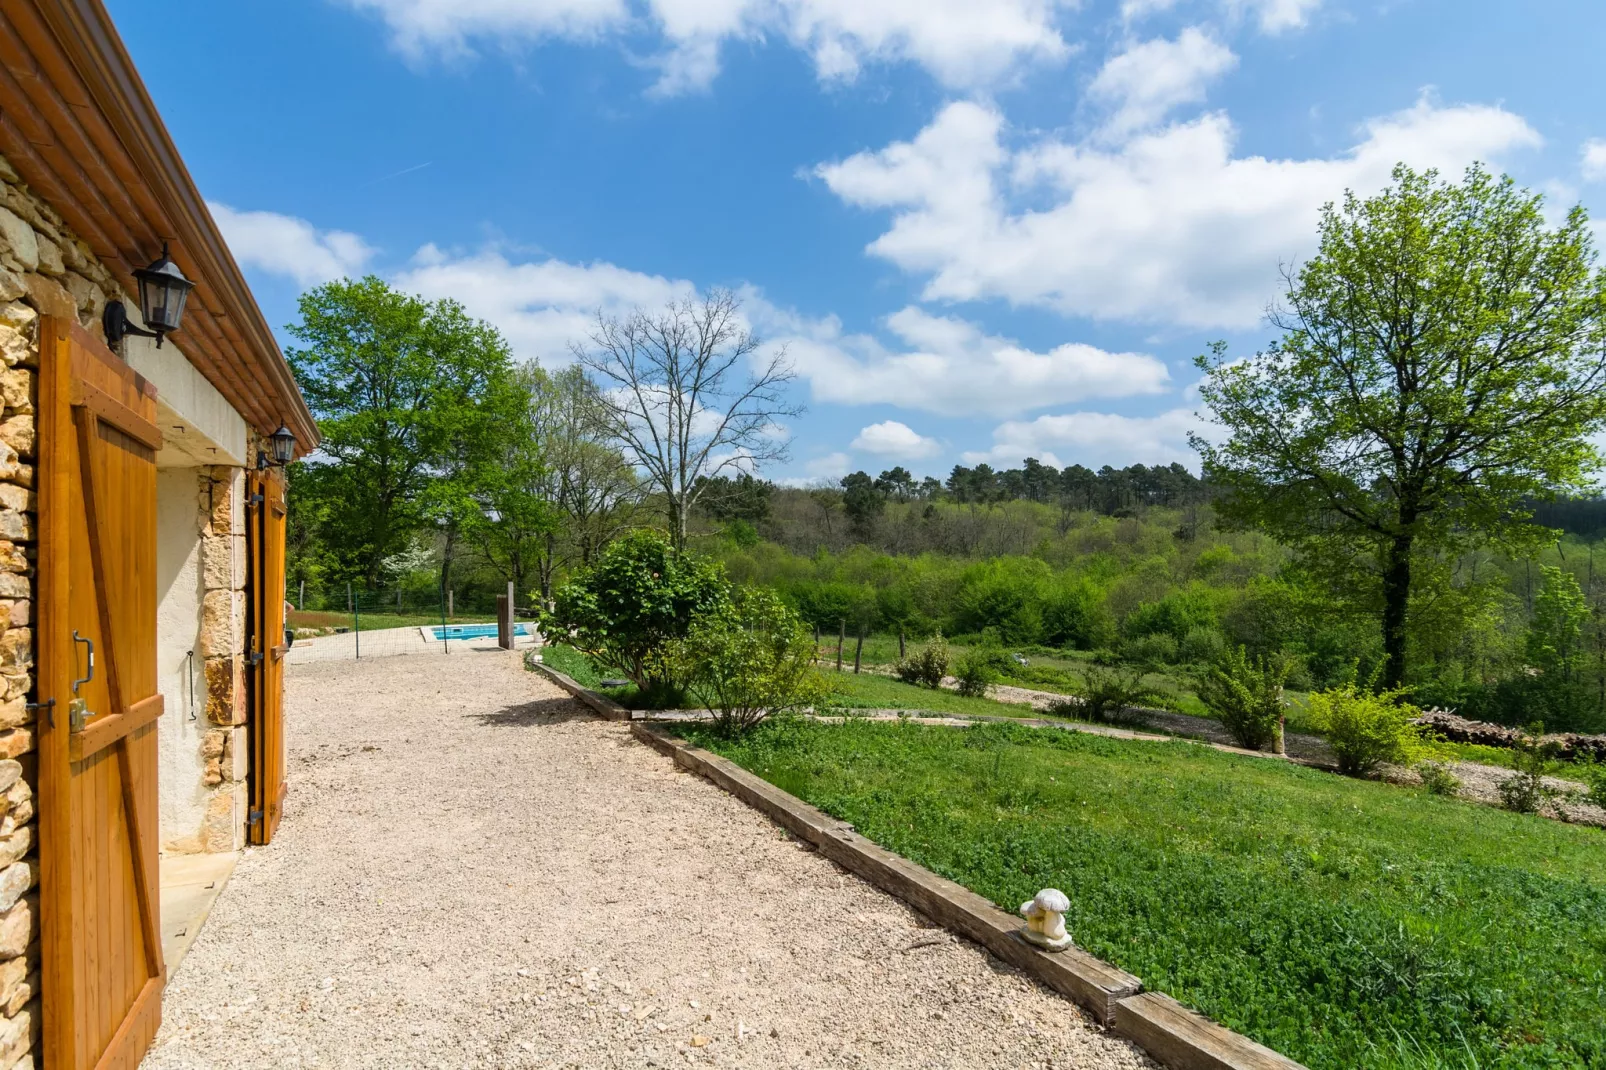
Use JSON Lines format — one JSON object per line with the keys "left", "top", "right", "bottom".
{"left": 819, "top": 668, "right": 1036, "bottom": 717}
{"left": 682, "top": 717, "right": 1606, "bottom": 1070}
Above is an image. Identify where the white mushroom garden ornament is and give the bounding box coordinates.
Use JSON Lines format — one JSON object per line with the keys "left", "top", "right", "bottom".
{"left": 1019, "top": 888, "right": 1072, "bottom": 951}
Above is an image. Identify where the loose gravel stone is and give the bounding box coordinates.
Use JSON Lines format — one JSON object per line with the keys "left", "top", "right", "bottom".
{"left": 143, "top": 650, "right": 1152, "bottom": 1070}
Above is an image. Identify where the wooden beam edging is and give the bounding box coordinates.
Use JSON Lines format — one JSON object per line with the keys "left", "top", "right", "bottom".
{"left": 628, "top": 721, "right": 1308, "bottom": 1070}
{"left": 526, "top": 658, "right": 632, "bottom": 721}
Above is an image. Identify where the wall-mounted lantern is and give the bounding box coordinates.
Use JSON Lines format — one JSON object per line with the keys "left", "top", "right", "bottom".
{"left": 258, "top": 425, "right": 296, "bottom": 470}
{"left": 103, "top": 242, "right": 195, "bottom": 349}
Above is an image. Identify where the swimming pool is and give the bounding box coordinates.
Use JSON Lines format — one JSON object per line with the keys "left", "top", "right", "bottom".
{"left": 429, "top": 623, "right": 536, "bottom": 641}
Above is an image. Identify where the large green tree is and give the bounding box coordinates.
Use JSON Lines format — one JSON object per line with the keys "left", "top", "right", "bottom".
{"left": 286, "top": 276, "right": 522, "bottom": 588}
{"left": 1196, "top": 164, "right": 1606, "bottom": 688}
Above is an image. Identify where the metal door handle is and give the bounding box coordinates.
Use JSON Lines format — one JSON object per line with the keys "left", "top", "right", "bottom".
{"left": 72, "top": 631, "right": 94, "bottom": 694}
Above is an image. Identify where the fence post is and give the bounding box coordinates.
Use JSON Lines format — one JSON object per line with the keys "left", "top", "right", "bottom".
{"left": 448, "top": 589, "right": 454, "bottom": 619}
{"left": 898, "top": 628, "right": 906, "bottom": 660}
{"left": 354, "top": 589, "right": 361, "bottom": 661}
{"left": 299, "top": 579, "right": 305, "bottom": 611}
{"left": 836, "top": 619, "right": 845, "bottom": 672}
{"left": 497, "top": 581, "right": 514, "bottom": 651}
{"left": 853, "top": 625, "right": 864, "bottom": 674}
{"left": 441, "top": 584, "right": 450, "bottom": 656}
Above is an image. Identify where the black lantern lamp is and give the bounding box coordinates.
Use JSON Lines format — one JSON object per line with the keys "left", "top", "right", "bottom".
{"left": 103, "top": 242, "right": 195, "bottom": 349}
{"left": 258, "top": 425, "right": 296, "bottom": 470}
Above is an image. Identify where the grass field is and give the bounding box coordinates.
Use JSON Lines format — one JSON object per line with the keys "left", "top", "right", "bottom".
{"left": 678, "top": 716, "right": 1606, "bottom": 1070}
{"left": 288, "top": 609, "right": 496, "bottom": 632}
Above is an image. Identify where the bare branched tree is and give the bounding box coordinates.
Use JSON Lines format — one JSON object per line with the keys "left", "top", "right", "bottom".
{"left": 573, "top": 289, "right": 801, "bottom": 549}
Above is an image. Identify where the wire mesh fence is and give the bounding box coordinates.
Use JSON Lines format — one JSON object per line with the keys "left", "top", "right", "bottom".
{"left": 286, "top": 582, "right": 524, "bottom": 660}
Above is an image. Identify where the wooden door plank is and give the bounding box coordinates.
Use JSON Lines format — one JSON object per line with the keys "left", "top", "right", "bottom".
{"left": 114, "top": 734, "right": 161, "bottom": 979}
{"left": 69, "top": 696, "right": 162, "bottom": 762}
{"left": 88, "top": 974, "right": 159, "bottom": 1070}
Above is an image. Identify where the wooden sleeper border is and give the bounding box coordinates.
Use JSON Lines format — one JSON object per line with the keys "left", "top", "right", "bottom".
{"left": 626, "top": 718, "right": 1308, "bottom": 1070}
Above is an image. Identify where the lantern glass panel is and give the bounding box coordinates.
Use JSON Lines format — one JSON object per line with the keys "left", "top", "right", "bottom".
{"left": 270, "top": 427, "right": 296, "bottom": 465}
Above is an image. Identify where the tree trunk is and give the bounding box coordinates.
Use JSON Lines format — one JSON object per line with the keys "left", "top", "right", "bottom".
{"left": 1381, "top": 533, "right": 1413, "bottom": 689}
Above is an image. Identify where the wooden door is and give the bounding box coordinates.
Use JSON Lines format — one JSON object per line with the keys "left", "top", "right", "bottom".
{"left": 247, "top": 470, "right": 287, "bottom": 845}
{"left": 38, "top": 318, "right": 165, "bottom": 1069}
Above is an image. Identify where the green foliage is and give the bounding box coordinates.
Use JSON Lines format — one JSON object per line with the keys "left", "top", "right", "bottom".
{"left": 545, "top": 530, "right": 730, "bottom": 700}
{"left": 1497, "top": 724, "right": 1562, "bottom": 814}
{"left": 1196, "top": 646, "right": 1289, "bottom": 751}
{"left": 685, "top": 588, "right": 825, "bottom": 735}
{"left": 1197, "top": 164, "right": 1606, "bottom": 689}
{"left": 953, "top": 633, "right": 1008, "bottom": 697}
{"left": 1416, "top": 761, "right": 1462, "bottom": 797}
{"left": 1526, "top": 565, "right": 1589, "bottom": 675}
{"left": 1071, "top": 664, "right": 1156, "bottom": 725}
{"left": 1305, "top": 684, "right": 1433, "bottom": 776}
{"left": 686, "top": 717, "right": 1606, "bottom": 1070}
{"left": 1120, "top": 632, "right": 1179, "bottom": 666}
{"left": 895, "top": 632, "right": 949, "bottom": 689}
{"left": 286, "top": 276, "right": 525, "bottom": 587}
{"left": 1575, "top": 756, "right": 1606, "bottom": 807}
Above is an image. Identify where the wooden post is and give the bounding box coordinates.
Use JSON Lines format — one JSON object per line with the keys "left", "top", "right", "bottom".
{"left": 448, "top": 588, "right": 454, "bottom": 619}
{"left": 298, "top": 579, "right": 304, "bottom": 611}
{"left": 497, "top": 581, "right": 515, "bottom": 650}
{"left": 441, "top": 585, "right": 450, "bottom": 656}
{"left": 836, "top": 619, "right": 845, "bottom": 672}
{"left": 353, "top": 592, "right": 360, "bottom": 660}
{"left": 898, "top": 628, "right": 906, "bottom": 660}
{"left": 853, "top": 624, "right": 864, "bottom": 674}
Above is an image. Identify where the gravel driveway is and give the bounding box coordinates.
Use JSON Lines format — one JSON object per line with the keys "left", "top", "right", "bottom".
{"left": 143, "top": 650, "right": 1151, "bottom": 1070}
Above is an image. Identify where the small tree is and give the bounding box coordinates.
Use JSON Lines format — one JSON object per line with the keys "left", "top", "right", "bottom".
{"left": 1196, "top": 646, "right": 1289, "bottom": 752}
{"left": 1196, "top": 165, "right": 1606, "bottom": 689}
{"left": 574, "top": 290, "right": 802, "bottom": 550}
{"left": 686, "top": 589, "right": 826, "bottom": 735}
{"left": 896, "top": 633, "right": 949, "bottom": 689}
{"left": 1526, "top": 566, "right": 1589, "bottom": 678}
{"left": 545, "top": 530, "right": 730, "bottom": 704}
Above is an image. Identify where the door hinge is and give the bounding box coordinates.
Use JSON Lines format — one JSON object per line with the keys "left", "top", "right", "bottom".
{"left": 25, "top": 698, "right": 54, "bottom": 728}
{"left": 248, "top": 651, "right": 264, "bottom": 667}
{"left": 248, "top": 808, "right": 264, "bottom": 823}
{"left": 247, "top": 493, "right": 264, "bottom": 506}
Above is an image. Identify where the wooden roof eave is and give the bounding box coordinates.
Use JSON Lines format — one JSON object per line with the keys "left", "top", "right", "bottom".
{"left": 0, "top": 0, "right": 319, "bottom": 455}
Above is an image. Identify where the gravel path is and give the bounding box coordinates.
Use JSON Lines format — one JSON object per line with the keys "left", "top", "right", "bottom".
{"left": 143, "top": 650, "right": 1152, "bottom": 1070}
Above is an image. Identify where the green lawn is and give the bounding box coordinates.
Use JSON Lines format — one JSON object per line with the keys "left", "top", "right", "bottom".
{"left": 289, "top": 609, "right": 496, "bottom": 632}
{"left": 678, "top": 717, "right": 1606, "bottom": 1070}
{"left": 819, "top": 668, "right": 1036, "bottom": 717}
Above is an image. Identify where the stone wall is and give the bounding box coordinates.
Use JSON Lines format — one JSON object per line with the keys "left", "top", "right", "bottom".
{"left": 197, "top": 464, "right": 249, "bottom": 850}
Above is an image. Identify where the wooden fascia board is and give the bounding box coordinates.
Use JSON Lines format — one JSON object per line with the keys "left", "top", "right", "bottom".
{"left": 11, "top": 0, "right": 321, "bottom": 454}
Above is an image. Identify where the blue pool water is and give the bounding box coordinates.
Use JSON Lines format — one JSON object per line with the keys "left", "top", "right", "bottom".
{"left": 430, "top": 623, "right": 535, "bottom": 640}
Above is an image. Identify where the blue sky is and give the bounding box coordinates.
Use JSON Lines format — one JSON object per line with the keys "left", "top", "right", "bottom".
{"left": 110, "top": 0, "right": 1606, "bottom": 484}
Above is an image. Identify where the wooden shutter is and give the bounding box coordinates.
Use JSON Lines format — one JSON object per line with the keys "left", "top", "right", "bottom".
{"left": 247, "top": 470, "right": 287, "bottom": 845}
{"left": 38, "top": 318, "right": 165, "bottom": 1069}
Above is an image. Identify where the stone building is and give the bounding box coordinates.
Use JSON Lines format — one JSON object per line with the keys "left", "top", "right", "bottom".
{"left": 0, "top": 2, "right": 317, "bottom": 1066}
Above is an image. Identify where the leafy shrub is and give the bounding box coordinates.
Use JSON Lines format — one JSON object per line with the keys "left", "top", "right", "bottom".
{"left": 1577, "top": 757, "right": 1606, "bottom": 807}
{"left": 1121, "top": 632, "right": 1180, "bottom": 666}
{"left": 953, "top": 649, "right": 997, "bottom": 697}
{"left": 1498, "top": 723, "right": 1562, "bottom": 814}
{"left": 895, "top": 632, "right": 949, "bottom": 689}
{"left": 545, "top": 529, "right": 730, "bottom": 703}
{"left": 1417, "top": 761, "right": 1462, "bottom": 796}
{"left": 1041, "top": 577, "right": 1113, "bottom": 650}
{"left": 1124, "top": 588, "right": 1218, "bottom": 643}
{"left": 1196, "top": 646, "right": 1289, "bottom": 752}
{"left": 685, "top": 588, "right": 826, "bottom": 735}
{"left": 1305, "top": 684, "right": 1433, "bottom": 776}
{"left": 1073, "top": 664, "right": 1157, "bottom": 725}
{"left": 1179, "top": 625, "right": 1226, "bottom": 665}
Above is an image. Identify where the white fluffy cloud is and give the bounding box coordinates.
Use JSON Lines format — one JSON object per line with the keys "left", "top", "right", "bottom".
{"left": 208, "top": 202, "right": 374, "bottom": 286}
{"left": 1582, "top": 139, "right": 1606, "bottom": 183}
{"left": 964, "top": 408, "right": 1201, "bottom": 470}
{"left": 851, "top": 420, "right": 940, "bottom": 459}
{"left": 1227, "top": 0, "right": 1322, "bottom": 33}
{"left": 393, "top": 245, "right": 691, "bottom": 360}
{"left": 343, "top": 0, "right": 1073, "bottom": 93}
{"left": 1090, "top": 28, "right": 1236, "bottom": 138}
{"left": 818, "top": 96, "right": 1541, "bottom": 329}
{"left": 760, "top": 303, "right": 1170, "bottom": 417}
